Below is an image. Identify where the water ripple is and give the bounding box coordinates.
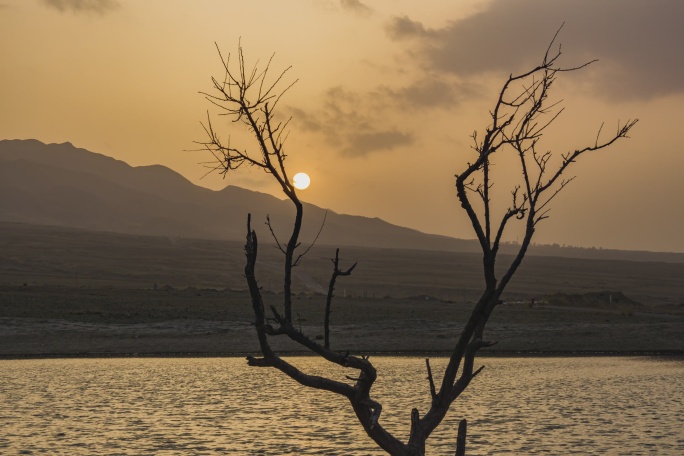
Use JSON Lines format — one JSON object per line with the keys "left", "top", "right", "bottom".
{"left": 0, "top": 357, "right": 682, "bottom": 454}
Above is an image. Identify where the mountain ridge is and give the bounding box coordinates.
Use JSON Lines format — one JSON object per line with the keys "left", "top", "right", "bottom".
{"left": 0, "top": 139, "right": 480, "bottom": 252}
{"left": 2, "top": 138, "right": 683, "bottom": 263}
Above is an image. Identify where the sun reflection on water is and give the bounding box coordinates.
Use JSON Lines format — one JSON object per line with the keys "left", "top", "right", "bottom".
{"left": 0, "top": 357, "right": 682, "bottom": 455}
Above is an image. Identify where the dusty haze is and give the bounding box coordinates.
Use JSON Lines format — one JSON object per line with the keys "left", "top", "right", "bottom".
{"left": 1, "top": 0, "right": 682, "bottom": 252}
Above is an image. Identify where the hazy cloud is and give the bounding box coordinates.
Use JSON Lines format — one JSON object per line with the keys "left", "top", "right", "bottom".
{"left": 289, "top": 72, "right": 477, "bottom": 156}
{"left": 340, "top": 0, "right": 372, "bottom": 16}
{"left": 344, "top": 130, "right": 413, "bottom": 156}
{"left": 385, "top": 15, "right": 432, "bottom": 40}
{"left": 378, "top": 76, "right": 479, "bottom": 110}
{"left": 40, "top": 0, "right": 121, "bottom": 14}
{"left": 387, "top": 0, "right": 684, "bottom": 100}
{"left": 289, "top": 86, "right": 414, "bottom": 157}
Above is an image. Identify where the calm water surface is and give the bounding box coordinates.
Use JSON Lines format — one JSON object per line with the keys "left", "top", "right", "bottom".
{"left": 1, "top": 356, "right": 682, "bottom": 455}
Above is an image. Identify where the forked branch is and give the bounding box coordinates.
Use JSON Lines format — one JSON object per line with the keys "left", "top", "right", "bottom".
{"left": 325, "top": 248, "right": 357, "bottom": 349}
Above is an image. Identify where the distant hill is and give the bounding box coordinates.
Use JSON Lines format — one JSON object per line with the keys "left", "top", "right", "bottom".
{"left": 0, "top": 139, "right": 479, "bottom": 252}
{"left": 1, "top": 139, "right": 683, "bottom": 263}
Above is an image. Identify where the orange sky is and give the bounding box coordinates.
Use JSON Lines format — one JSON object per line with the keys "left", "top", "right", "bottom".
{"left": 1, "top": 0, "right": 683, "bottom": 252}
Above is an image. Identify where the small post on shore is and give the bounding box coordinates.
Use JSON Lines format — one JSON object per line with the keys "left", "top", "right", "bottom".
{"left": 455, "top": 419, "right": 467, "bottom": 456}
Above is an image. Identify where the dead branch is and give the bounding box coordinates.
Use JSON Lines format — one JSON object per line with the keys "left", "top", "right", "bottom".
{"left": 324, "top": 248, "right": 357, "bottom": 349}
{"left": 294, "top": 211, "right": 329, "bottom": 267}
{"left": 425, "top": 358, "right": 438, "bottom": 404}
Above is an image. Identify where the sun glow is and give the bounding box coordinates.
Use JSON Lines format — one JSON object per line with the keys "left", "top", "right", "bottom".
{"left": 293, "top": 172, "right": 311, "bottom": 190}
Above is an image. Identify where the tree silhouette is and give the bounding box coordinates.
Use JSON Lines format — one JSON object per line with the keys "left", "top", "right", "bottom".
{"left": 198, "top": 31, "right": 636, "bottom": 455}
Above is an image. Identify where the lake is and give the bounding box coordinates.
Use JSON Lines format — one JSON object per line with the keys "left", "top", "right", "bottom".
{"left": 1, "top": 356, "right": 682, "bottom": 455}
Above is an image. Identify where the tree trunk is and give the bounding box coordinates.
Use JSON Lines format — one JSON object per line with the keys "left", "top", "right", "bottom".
{"left": 456, "top": 419, "right": 467, "bottom": 456}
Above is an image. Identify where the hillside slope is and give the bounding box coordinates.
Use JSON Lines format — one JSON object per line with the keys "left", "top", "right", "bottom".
{"left": 0, "top": 139, "right": 476, "bottom": 251}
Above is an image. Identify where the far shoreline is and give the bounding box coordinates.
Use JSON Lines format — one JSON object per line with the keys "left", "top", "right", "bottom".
{"left": 2, "top": 349, "right": 683, "bottom": 361}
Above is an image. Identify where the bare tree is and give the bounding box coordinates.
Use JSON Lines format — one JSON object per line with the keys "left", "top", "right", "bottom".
{"left": 198, "top": 31, "right": 636, "bottom": 455}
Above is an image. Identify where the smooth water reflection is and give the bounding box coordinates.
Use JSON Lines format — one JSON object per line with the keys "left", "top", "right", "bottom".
{"left": 1, "top": 357, "right": 682, "bottom": 455}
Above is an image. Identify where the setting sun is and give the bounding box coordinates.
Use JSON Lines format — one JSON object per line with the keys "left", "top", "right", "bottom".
{"left": 293, "top": 172, "right": 311, "bottom": 190}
